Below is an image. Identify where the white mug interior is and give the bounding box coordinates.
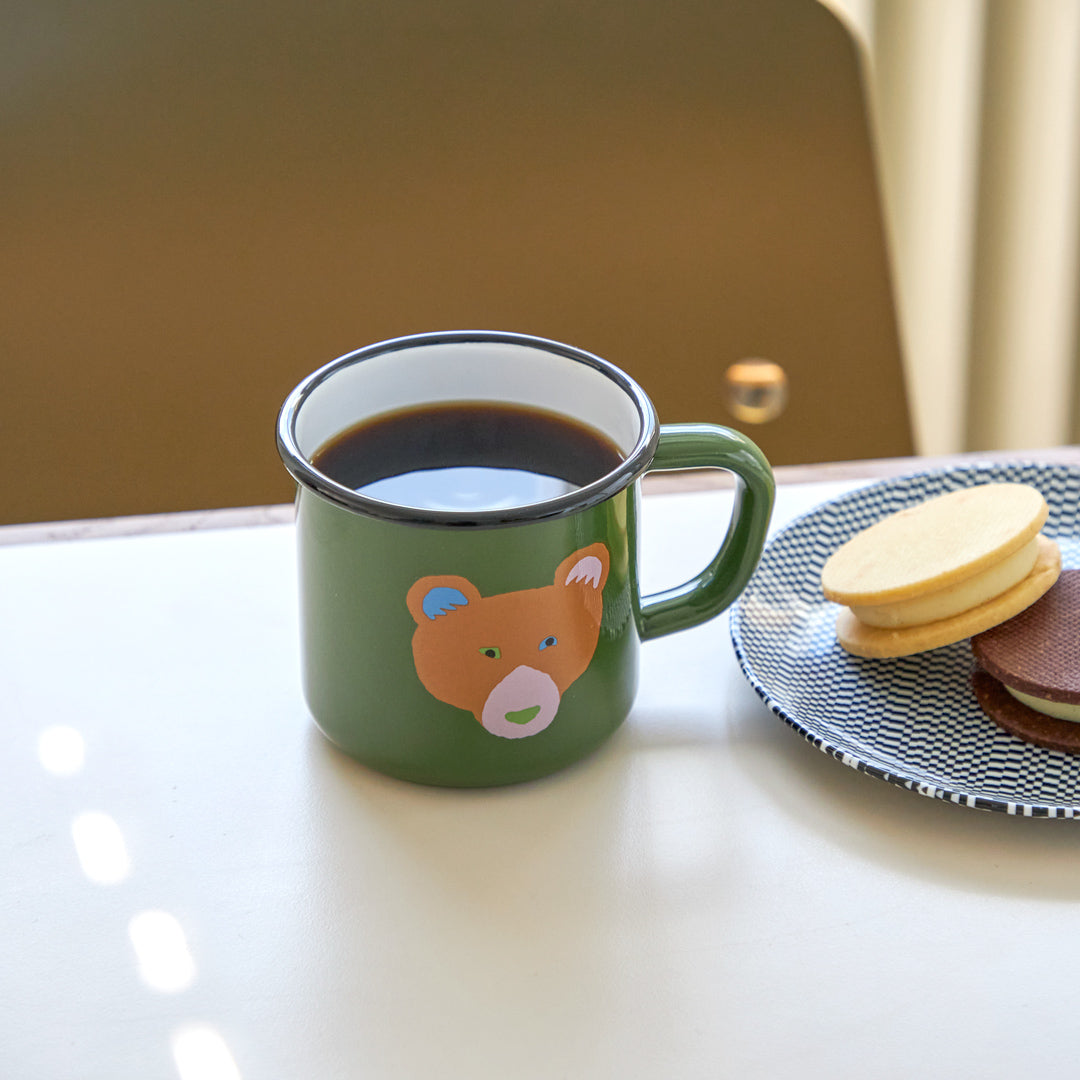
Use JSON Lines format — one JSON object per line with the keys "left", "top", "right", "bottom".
{"left": 293, "top": 337, "right": 646, "bottom": 462}
{"left": 278, "top": 332, "right": 659, "bottom": 526}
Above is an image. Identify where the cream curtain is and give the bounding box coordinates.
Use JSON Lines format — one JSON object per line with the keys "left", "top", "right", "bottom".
{"left": 826, "top": 0, "right": 1080, "bottom": 455}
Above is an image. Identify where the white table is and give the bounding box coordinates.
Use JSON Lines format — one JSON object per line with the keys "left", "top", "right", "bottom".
{"left": 5, "top": 464, "right": 1080, "bottom": 1080}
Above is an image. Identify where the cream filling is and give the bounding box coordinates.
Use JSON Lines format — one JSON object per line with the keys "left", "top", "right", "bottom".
{"left": 849, "top": 537, "right": 1039, "bottom": 629}
{"left": 1005, "top": 686, "right": 1080, "bottom": 724}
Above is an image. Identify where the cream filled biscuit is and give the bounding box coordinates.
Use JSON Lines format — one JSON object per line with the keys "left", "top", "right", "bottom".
{"left": 971, "top": 570, "right": 1080, "bottom": 750}
{"left": 822, "top": 482, "right": 1061, "bottom": 658}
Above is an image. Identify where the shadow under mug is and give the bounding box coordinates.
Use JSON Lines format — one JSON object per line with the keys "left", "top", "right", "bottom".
{"left": 277, "top": 330, "right": 775, "bottom": 787}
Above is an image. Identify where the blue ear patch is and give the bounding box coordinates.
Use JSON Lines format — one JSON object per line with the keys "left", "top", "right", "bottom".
{"left": 422, "top": 586, "right": 470, "bottom": 620}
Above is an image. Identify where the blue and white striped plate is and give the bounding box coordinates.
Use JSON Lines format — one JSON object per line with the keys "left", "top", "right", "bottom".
{"left": 730, "top": 462, "right": 1080, "bottom": 816}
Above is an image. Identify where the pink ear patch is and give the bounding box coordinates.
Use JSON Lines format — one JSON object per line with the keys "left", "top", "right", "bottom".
{"left": 564, "top": 555, "right": 604, "bottom": 588}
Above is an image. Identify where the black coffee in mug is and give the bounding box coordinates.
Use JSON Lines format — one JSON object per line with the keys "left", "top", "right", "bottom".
{"left": 311, "top": 401, "right": 624, "bottom": 512}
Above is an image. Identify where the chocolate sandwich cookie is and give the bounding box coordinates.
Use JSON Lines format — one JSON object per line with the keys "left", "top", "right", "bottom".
{"left": 971, "top": 570, "right": 1080, "bottom": 752}
{"left": 822, "top": 482, "right": 1061, "bottom": 658}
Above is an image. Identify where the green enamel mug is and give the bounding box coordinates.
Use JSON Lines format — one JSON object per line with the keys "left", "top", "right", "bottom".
{"left": 277, "top": 330, "right": 774, "bottom": 786}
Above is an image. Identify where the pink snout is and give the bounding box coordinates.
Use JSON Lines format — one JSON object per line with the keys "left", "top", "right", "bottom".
{"left": 480, "top": 666, "right": 561, "bottom": 739}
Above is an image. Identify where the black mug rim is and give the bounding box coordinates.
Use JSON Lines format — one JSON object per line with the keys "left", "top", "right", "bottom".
{"left": 276, "top": 330, "right": 660, "bottom": 528}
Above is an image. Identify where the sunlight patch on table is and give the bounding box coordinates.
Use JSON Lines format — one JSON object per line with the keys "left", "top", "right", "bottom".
{"left": 38, "top": 724, "right": 85, "bottom": 776}
{"left": 71, "top": 811, "right": 131, "bottom": 884}
{"left": 172, "top": 1024, "right": 243, "bottom": 1080}
{"left": 129, "top": 910, "right": 197, "bottom": 993}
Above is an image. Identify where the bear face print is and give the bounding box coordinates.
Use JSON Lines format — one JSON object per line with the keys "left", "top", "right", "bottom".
{"left": 406, "top": 543, "right": 610, "bottom": 739}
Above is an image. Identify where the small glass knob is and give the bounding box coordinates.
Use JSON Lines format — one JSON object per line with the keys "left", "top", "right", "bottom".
{"left": 723, "top": 359, "right": 788, "bottom": 424}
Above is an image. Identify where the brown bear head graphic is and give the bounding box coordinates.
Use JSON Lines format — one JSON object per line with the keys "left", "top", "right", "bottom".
{"left": 406, "top": 543, "right": 610, "bottom": 738}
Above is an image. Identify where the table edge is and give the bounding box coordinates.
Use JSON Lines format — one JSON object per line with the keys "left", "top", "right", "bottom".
{"left": 3, "top": 447, "right": 1078, "bottom": 546}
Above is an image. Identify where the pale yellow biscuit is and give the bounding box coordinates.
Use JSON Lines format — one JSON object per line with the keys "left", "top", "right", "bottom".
{"left": 822, "top": 483, "right": 1048, "bottom": 606}
{"left": 848, "top": 535, "right": 1040, "bottom": 627}
{"left": 835, "top": 534, "right": 1062, "bottom": 658}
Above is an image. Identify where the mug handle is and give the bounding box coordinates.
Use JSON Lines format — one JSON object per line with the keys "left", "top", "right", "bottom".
{"left": 638, "top": 423, "right": 775, "bottom": 640}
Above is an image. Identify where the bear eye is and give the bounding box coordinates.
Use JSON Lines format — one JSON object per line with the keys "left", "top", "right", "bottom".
{"left": 538, "top": 636, "right": 558, "bottom": 651}
{"left": 479, "top": 646, "right": 501, "bottom": 659}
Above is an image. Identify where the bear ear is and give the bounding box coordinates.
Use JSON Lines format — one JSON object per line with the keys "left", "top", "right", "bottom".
{"left": 406, "top": 575, "right": 482, "bottom": 625}
{"left": 556, "top": 542, "right": 610, "bottom": 592}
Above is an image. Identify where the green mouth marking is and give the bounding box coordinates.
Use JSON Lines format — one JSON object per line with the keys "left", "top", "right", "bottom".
{"left": 505, "top": 706, "right": 541, "bottom": 725}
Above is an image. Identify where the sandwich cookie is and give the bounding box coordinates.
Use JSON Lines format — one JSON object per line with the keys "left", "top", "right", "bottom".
{"left": 971, "top": 570, "right": 1080, "bottom": 752}
{"left": 821, "top": 482, "right": 1061, "bottom": 658}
